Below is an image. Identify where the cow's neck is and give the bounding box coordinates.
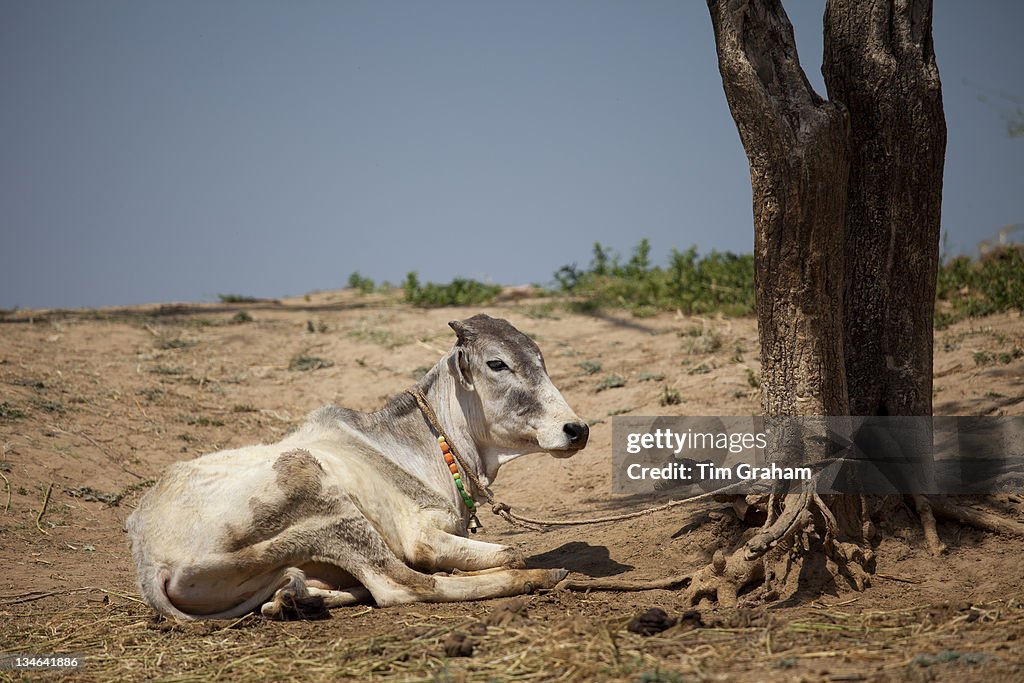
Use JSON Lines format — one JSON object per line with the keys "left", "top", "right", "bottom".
{"left": 369, "top": 364, "right": 493, "bottom": 505}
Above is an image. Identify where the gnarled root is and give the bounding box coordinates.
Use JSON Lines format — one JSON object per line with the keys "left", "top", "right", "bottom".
{"left": 912, "top": 494, "right": 947, "bottom": 556}
{"left": 682, "top": 488, "right": 874, "bottom": 606}
{"left": 560, "top": 488, "right": 876, "bottom": 602}
{"left": 928, "top": 495, "right": 1024, "bottom": 536}
{"left": 559, "top": 492, "right": 1021, "bottom": 602}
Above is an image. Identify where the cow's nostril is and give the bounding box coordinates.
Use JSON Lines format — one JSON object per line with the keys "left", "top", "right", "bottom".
{"left": 563, "top": 422, "right": 589, "bottom": 445}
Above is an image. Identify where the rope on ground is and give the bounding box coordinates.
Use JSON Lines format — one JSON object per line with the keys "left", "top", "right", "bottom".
{"left": 495, "top": 479, "right": 762, "bottom": 530}
{"left": 493, "top": 488, "right": 727, "bottom": 529}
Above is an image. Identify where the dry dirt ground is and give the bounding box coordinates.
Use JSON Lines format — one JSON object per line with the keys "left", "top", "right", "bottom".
{"left": 1, "top": 291, "right": 1022, "bottom": 682}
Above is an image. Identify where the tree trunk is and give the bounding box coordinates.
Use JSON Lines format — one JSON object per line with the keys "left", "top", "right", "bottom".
{"left": 824, "top": 0, "right": 946, "bottom": 418}
{"left": 699, "top": 0, "right": 944, "bottom": 600}
{"left": 707, "top": 0, "right": 850, "bottom": 421}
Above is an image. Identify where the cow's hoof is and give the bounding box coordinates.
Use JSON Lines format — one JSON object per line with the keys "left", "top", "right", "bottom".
{"left": 523, "top": 567, "right": 568, "bottom": 593}
{"left": 286, "top": 593, "right": 330, "bottom": 621}
{"left": 262, "top": 591, "right": 330, "bottom": 621}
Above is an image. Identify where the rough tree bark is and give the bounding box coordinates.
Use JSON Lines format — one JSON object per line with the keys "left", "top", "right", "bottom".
{"left": 824, "top": 0, "right": 945, "bottom": 418}
{"left": 825, "top": 0, "right": 950, "bottom": 555}
{"left": 687, "top": 0, "right": 947, "bottom": 603}
{"left": 710, "top": 0, "right": 851, "bottom": 420}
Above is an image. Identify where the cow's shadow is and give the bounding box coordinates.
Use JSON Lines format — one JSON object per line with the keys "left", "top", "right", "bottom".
{"left": 527, "top": 541, "right": 633, "bottom": 578}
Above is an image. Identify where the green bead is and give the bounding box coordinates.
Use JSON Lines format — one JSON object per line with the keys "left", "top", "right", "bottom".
{"left": 455, "top": 479, "right": 464, "bottom": 491}
{"left": 463, "top": 497, "right": 475, "bottom": 509}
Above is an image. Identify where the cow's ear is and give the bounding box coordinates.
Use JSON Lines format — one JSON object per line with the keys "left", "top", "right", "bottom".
{"left": 448, "top": 347, "right": 474, "bottom": 391}
{"left": 448, "top": 319, "right": 477, "bottom": 345}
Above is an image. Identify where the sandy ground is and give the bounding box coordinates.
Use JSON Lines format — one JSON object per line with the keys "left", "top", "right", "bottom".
{"left": 1, "top": 291, "right": 1022, "bottom": 681}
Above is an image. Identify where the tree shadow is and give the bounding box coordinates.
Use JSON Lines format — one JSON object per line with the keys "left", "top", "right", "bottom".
{"left": 568, "top": 308, "right": 665, "bottom": 335}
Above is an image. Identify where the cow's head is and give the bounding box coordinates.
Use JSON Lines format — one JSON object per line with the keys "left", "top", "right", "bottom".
{"left": 447, "top": 314, "right": 588, "bottom": 468}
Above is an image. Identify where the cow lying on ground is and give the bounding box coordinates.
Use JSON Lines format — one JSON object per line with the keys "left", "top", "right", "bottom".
{"left": 127, "top": 314, "right": 589, "bottom": 620}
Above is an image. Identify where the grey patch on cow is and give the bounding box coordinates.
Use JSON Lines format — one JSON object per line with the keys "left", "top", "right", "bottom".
{"left": 453, "top": 315, "right": 541, "bottom": 357}
{"left": 224, "top": 449, "right": 340, "bottom": 554}
{"left": 507, "top": 386, "right": 544, "bottom": 419}
{"left": 301, "top": 411, "right": 451, "bottom": 512}
{"left": 308, "top": 405, "right": 360, "bottom": 430}
{"left": 454, "top": 314, "right": 547, "bottom": 382}
{"left": 274, "top": 448, "right": 325, "bottom": 478}
{"left": 309, "top": 518, "right": 436, "bottom": 595}
{"left": 222, "top": 447, "right": 440, "bottom": 599}
{"left": 344, "top": 439, "right": 451, "bottom": 510}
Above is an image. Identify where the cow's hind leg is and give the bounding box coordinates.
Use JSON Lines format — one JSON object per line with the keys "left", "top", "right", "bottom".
{"left": 316, "top": 515, "right": 566, "bottom": 606}
{"left": 350, "top": 555, "right": 565, "bottom": 606}
{"left": 305, "top": 585, "right": 372, "bottom": 608}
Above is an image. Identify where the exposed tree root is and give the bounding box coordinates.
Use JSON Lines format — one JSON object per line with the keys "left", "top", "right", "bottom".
{"left": 560, "top": 491, "right": 1022, "bottom": 603}
{"left": 561, "top": 486, "right": 874, "bottom": 605}
{"left": 912, "top": 494, "right": 947, "bottom": 555}
{"left": 929, "top": 496, "right": 1024, "bottom": 536}
{"left": 559, "top": 573, "right": 691, "bottom": 593}
{"left": 679, "top": 488, "right": 875, "bottom": 606}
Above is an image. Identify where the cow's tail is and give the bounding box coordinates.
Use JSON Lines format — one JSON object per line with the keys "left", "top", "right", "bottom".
{"left": 142, "top": 566, "right": 292, "bottom": 622}
{"left": 134, "top": 566, "right": 198, "bottom": 621}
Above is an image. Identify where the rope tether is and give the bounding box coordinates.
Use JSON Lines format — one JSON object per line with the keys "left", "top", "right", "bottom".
{"left": 406, "top": 387, "right": 740, "bottom": 532}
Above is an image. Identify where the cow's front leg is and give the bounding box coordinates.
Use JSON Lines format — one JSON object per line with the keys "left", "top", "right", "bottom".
{"left": 412, "top": 528, "right": 525, "bottom": 572}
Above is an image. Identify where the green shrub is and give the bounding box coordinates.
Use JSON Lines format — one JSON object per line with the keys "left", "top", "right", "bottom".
{"left": 347, "top": 271, "right": 376, "bottom": 294}
{"left": 218, "top": 294, "right": 260, "bottom": 304}
{"left": 556, "top": 238, "right": 1023, "bottom": 325}
{"left": 937, "top": 246, "right": 1024, "bottom": 322}
{"left": 288, "top": 355, "right": 334, "bottom": 372}
{"left": 554, "top": 240, "right": 755, "bottom": 316}
{"left": 595, "top": 375, "right": 626, "bottom": 392}
{"left": 0, "top": 402, "right": 26, "bottom": 420}
{"left": 402, "top": 272, "right": 502, "bottom": 307}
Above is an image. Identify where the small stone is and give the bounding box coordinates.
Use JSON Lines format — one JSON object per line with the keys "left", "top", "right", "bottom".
{"left": 627, "top": 608, "right": 677, "bottom": 636}
{"left": 485, "top": 597, "right": 530, "bottom": 626}
{"left": 443, "top": 631, "right": 474, "bottom": 657}
{"left": 678, "top": 610, "right": 705, "bottom": 630}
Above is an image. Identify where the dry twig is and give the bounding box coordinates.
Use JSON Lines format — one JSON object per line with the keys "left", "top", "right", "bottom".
{"left": 35, "top": 482, "right": 53, "bottom": 535}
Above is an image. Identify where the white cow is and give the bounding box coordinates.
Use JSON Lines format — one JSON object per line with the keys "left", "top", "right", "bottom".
{"left": 127, "top": 314, "right": 589, "bottom": 620}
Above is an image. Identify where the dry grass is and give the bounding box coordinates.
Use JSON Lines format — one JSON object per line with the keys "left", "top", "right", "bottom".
{"left": 2, "top": 593, "right": 1022, "bottom": 682}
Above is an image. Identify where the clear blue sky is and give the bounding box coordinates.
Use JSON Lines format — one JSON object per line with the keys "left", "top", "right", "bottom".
{"left": 2, "top": 1, "right": 1021, "bottom": 309}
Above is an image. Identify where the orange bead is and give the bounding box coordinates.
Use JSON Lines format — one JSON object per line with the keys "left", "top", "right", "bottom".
{"left": 449, "top": 463, "right": 460, "bottom": 474}
{"left": 440, "top": 441, "right": 451, "bottom": 454}
{"left": 444, "top": 453, "right": 455, "bottom": 464}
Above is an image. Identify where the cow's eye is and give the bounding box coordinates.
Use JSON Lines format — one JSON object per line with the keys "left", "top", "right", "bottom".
{"left": 486, "top": 359, "right": 509, "bottom": 372}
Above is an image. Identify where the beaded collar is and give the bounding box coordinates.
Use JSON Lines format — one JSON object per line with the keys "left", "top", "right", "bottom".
{"left": 436, "top": 434, "right": 476, "bottom": 512}
{"left": 406, "top": 388, "right": 484, "bottom": 532}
